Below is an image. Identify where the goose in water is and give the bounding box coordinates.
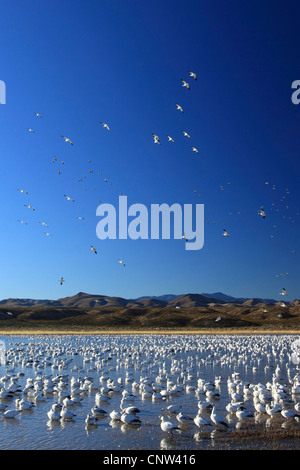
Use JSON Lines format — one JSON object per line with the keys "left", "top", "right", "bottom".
{"left": 109, "top": 410, "right": 122, "bottom": 421}
{"left": 176, "top": 412, "right": 193, "bottom": 424}
{"left": 85, "top": 413, "right": 97, "bottom": 425}
{"left": 167, "top": 404, "right": 182, "bottom": 414}
{"left": 210, "top": 406, "right": 228, "bottom": 428}
{"left": 281, "top": 408, "right": 300, "bottom": 419}
{"left": 122, "top": 406, "right": 140, "bottom": 415}
{"left": 121, "top": 412, "right": 141, "bottom": 425}
{"left": 47, "top": 408, "right": 61, "bottom": 421}
{"left": 60, "top": 406, "right": 76, "bottom": 421}
{"left": 91, "top": 406, "right": 108, "bottom": 418}
{"left": 193, "top": 414, "right": 211, "bottom": 428}
{"left": 3, "top": 409, "right": 20, "bottom": 419}
{"left": 235, "top": 406, "right": 254, "bottom": 420}
{"left": 160, "top": 415, "right": 180, "bottom": 434}
{"left": 254, "top": 401, "right": 267, "bottom": 414}
{"left": 226, "top": 402, "right": 244, "bottom": 413}
{"left": 198, "top": 401, "right": 213, "bottom": 412}
{"left": 16, "top": 399, "right": 35, "bottom": 411}
{"left": 266, "top": 404, "right": 282, "bottom": 416}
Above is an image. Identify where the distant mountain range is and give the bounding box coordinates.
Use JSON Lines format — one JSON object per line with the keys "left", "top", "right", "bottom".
{"left": 0, "top": 291, "right": 296, "bottom": 309}
{"left": 136, "top": 292, "right": 282, "bottom": 305}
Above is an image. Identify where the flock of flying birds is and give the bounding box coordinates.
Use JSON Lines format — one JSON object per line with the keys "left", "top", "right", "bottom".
{"left": 19, "top": 113, "right": 127, "bottom": 287}
{"left": 17, "top": 71, "right": 298, "bottom": 297}
{"left": 151, "top": 72, "right": 298, "bottom": 301}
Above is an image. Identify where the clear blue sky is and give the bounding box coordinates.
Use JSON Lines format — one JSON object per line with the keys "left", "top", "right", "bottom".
{"left": 0, "top": 0, "right": 299, "bottom": 301}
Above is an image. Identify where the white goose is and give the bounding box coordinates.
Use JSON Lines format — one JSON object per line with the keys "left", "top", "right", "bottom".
{"left": 160, "top": 415, "right": 180, "bottom": 434}
{"left": 194, "top": 414, "right": 211, "bottom": 428}
{"left": 121, "top": 412, "right": 141, "bottom": 425}
{"left": 180, "top": 79, "right": 190, "bottom": 90}
{"left": 61, "top": 136, "right": 73, "bottom": 145}
{"left": 100, "top": 122, "right": 110, "bottom": 131}
{"left": 210, "top": 406, "right": 228, "bottom": 428}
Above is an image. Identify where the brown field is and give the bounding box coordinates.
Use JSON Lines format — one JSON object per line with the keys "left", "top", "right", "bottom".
{"left": 0, "top": 304, "right": 299, "bottom": 335}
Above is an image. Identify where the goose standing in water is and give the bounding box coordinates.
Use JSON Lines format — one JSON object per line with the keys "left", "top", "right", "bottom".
{"left": 160, "top": 415, "right": 180, "bottom": 434}
{"left": 194, "top": 413, "right": 212, "bottom": 428}
{"left": 210, "top": 406, "right": 228, "bottom": 428}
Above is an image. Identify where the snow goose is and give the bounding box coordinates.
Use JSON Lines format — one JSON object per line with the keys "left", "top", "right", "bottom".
{"left": 210, "top": 406, "right": 228, "bottom": 428}
{"left": 160, "top": 415, "right": 180, "bottom": 434}
{"left": 194, "top": 414, "right": 211, "bottom": 428}
{"left": 121, "top": 412, "right": 141, "bottom": 425}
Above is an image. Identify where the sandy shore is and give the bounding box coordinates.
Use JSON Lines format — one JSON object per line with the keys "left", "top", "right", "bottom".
{"left": 0, "top": 328, "right": 299, "bottom": 335}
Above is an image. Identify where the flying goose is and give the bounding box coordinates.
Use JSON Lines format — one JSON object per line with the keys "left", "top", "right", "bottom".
{"left": 64, "top": 195, "right": 75, "bottom": 202}
{"left": 280, "top": 288, "right": 288, "bottom": 296}
{"left": 180, "top": 79, "right": 190, "bottom": 90}
{"left": 152, "top": 133, "right": 161, "bottom": 144}
{"left": 188, "top": 71, "right": 197, "bottom": 80}
{"left": 100, "top": 122, "right": 110, "bottom": 131}
{"left": 182, "top": 130, "right": 191, "bottom": 138}
{"left": 61, "top": 136, "right": 73, "bottom": 145}
{"left": 24, "top": 205, "right": 35, "bottom": 211}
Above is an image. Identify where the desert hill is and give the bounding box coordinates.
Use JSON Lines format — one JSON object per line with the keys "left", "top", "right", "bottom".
{"left": 0, "top": 291, "right": 299, "bottom": 331}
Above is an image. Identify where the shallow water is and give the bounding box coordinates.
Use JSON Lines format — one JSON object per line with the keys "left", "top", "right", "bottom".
{"left": 0, "top": 334, "right": 299, "bottom": 450}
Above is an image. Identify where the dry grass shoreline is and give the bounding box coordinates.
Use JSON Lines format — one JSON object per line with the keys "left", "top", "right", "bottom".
{"left": 0, "top": 327, "right": 300, "bottom": 335}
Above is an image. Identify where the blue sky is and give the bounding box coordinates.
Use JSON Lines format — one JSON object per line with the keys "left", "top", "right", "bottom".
{"left": 0, "top": 0, "right": 299, "bottom": 301}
